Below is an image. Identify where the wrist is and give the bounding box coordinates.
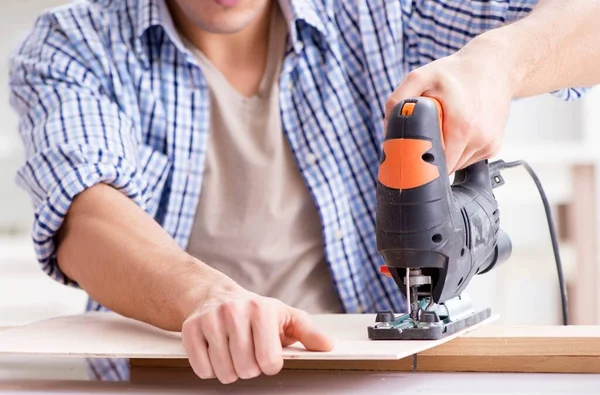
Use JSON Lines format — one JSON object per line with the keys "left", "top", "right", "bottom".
{"left": 176, "top": 258, "right": 241, "bottom": 325}
{"left": 466, "top": 16, "right": 556, "bottom": 99}
{"left": 457, "top": 27, "right": 528, "bottom": 99}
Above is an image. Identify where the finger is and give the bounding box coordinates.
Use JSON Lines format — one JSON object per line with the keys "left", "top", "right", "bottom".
{"left": 186, "top": 335, "right": 216, "bottom": 379}
{"left": 227, "top": 316, "right": 261, "bottom": 379}
{"left": 385, "top": 71, "right": 432, "bottom": 121}
{"left": 456, "top": 151, "right": 483, "bottom": 171}
{"left": 182, "top": 323, "right": 215, "bottom": 379}
{"left": 439, "top": 100, "right": 471, "bottom": 174}
{"left": 251, "top": 300, "right": 284, "bottom": 376}
{"left": 442, "top": 135, "right": 467, "bottom": 175}
{"left": 456, "top": 139, "right": 501, "bottom": 171}
{"left": 203, "top": 320, "right": 238, "bottom": 384}
{"left": 452, "top": 147, "right": 479, "bottom": 173}
{"left": 284, "top": 308, "right": 334, "bottom": 352}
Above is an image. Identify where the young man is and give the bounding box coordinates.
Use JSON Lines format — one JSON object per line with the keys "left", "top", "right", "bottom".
{"left": 9, "top": 0, "right": 597, "bottom": 384}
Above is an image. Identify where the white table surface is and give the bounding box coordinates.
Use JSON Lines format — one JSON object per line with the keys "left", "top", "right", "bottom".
{"left": 0, "top": 357, "right": 598, "bottom": 394}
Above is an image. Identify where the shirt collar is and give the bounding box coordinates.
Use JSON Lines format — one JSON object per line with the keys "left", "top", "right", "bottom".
{"left": 135, "top": 0, "right": 330, "bottom": 56}
{"left": 279, "top": 0, "right": 329, "bottom": 53}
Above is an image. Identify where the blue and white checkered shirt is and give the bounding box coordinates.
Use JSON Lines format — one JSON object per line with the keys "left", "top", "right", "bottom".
{"left": 10, "top": 0, "right": 582, "bottom": 339}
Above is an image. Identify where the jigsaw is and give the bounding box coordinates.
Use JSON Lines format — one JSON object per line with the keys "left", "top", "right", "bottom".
{"left": 368, "top": 97, "right": 568, "bottom": 341}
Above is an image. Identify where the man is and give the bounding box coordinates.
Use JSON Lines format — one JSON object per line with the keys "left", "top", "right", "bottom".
{"left": 9, "top": 0, "right": 596, "bottom": 384}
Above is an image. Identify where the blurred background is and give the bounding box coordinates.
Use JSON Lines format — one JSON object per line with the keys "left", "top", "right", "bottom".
{"left": 1, "top": 1, "right": 600, "bottom": 330}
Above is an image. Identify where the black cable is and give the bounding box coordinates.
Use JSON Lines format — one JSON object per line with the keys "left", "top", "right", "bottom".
{"left": 490, "top": 159, "right": 569, "bottom": 326}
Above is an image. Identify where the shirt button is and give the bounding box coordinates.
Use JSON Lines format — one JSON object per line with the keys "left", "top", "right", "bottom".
{"left": 306, "top": 153, "right": 317, "bottom": 165}
{"left": 334, "top": 228, "right": 344, "bottom": 241}
{"left": 287, "top": 80, "right": 294, "bottom": 90}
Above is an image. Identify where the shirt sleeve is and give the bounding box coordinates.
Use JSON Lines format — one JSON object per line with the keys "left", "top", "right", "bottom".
{"left": 401, "top": 0, "right": 587, "bottom": 101}
{"left": 9, "top": 12, "right": 170, "bottom": 287}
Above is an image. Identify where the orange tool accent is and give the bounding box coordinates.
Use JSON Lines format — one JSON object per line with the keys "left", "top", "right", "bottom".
{"left": 380, "top": 265, "right": 392, "bottom": 278}
{"left": 401, "top": 102, "right": 415, "bottom": 116}
{"left": 378, "top": 139, "right": 440, "bottom": 190}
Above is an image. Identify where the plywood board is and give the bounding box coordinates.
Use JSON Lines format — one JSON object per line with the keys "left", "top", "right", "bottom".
{"left": 0, "top": 312, "right": 492, "bottom": 360}
{"left": 130, "top": 325, "right": 600, "bottom": 374}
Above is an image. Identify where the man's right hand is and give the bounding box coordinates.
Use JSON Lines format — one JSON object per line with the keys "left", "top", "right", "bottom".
{"left": 182, "top": 285, "right": 333, "bottom": 384}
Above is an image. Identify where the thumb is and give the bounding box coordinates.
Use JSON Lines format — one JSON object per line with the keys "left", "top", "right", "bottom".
{"left": 282, "top": 308, "right": 334, "bottom": 352}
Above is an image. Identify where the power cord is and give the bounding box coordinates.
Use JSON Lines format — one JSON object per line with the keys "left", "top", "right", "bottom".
{"left": 490, "top": 159, "right": 569, "bottom": 326}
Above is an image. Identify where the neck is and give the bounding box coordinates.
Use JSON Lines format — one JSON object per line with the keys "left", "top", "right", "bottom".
{"left": 170, "top": 3, "right": 273, "bottom": 69}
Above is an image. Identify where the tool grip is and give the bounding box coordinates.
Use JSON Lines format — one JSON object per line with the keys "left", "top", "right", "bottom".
{"left": 378, "top": 97, "right": 446, "bottom": 191}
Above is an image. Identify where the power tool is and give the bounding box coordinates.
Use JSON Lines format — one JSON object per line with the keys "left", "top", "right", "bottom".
{"left": 368, "top": 97, "right": 568, "bottom": 341}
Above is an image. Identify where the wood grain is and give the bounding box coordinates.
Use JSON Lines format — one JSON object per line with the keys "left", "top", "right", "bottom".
{"left": 0, "top": 312, "right": 492, "bottom": 361}
{"left": 131, "top": 325, "right": 600, "bottom": 373}
{"left": 282, "top": 356, "right": 600, "bottom": 373}
{"left": 130, "top": 356, "right": 600, "bottom": 374}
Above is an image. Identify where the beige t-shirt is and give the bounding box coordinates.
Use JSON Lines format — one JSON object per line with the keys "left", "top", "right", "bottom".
{"left": 183, "top": 6, "right": 343, "bottom": 313}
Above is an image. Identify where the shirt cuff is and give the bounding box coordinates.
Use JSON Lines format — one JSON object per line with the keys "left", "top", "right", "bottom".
{"left": 550, "top": 87, "right": 590, "bottom": 102}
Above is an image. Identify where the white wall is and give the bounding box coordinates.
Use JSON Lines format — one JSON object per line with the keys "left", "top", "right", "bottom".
{"left": 467, "top": 93, "right": 592, "bottom": 325}
{"left": 0, "top": 0, "right": 67, "bottom": 233}
{"left": 0, "top": 1, "right": 87, "bottom": 326}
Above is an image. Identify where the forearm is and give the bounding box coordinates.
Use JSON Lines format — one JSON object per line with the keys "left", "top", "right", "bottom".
{"left": 461, "top": 0, "right": 600, "bottom": 98}
{"left": 56, "top": 184, "right": 236, "bottom": 331}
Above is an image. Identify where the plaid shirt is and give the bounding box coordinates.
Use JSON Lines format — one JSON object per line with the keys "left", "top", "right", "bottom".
{"left": 10, "top": 0, "right": 582, "bottom": 337}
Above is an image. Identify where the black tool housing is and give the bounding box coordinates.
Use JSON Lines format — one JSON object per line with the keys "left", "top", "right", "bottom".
{"left": 376, "top": 98, "right": 512, "bottom": 304}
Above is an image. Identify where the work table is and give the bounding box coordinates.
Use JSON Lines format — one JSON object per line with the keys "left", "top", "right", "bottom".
{"left": 0, "top": 356, "right": 598, "bottom": 395}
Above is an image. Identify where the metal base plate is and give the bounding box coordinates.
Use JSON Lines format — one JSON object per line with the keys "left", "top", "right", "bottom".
{"left": 368, "top": 308, "right": 491, "bottom": 340}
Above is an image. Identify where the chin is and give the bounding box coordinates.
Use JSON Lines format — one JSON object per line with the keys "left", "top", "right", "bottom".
{"left": 175, "top": 0, "right": 270, "bottom": 34}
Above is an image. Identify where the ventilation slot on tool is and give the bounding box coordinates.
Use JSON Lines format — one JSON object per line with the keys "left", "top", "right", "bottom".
{"left": 460, "top": 208, "right": 471, "bottom": 249}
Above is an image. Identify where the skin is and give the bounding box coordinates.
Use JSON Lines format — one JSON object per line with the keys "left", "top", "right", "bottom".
{"left": 167, "top": 0, "right": 272, "bottom": 96}
{"left": 57, "top": 0, "right": 600, "bottom": 385}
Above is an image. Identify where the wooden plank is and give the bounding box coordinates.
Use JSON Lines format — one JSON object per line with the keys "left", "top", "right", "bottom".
{"left": 132, "top": 355, "right": 600, "bottom": 374}
{"left": 0, "top": 312, "right": 491, "bottom": 361}
{"left": 282, "top": 356, "right": 600, "bottom": 373}
{"left": 130, "top": 325, "right": 600, "bottom": 373}
{"left": 423, "top": 325, "right": 600, "bottom": 356}
{"left": 5, "top": 312, "right": 599, "bottom": 374}
{"left": 130, "top": 356, "right": 600, "bottom": 374}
